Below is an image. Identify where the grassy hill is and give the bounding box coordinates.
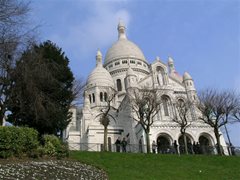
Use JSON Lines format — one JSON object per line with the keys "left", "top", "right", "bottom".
{"left": 70, "top": 151, "right": 240, "bottom": 180}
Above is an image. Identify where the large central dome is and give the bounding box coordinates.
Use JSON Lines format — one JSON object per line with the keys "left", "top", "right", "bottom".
{"left": 104, "top": 39, "right": 146, "bottom": 65}
{"left": 104, "top": 21, "right": 146, "bottom": 66}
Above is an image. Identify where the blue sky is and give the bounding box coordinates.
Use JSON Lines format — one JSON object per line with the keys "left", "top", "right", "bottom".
{"left": 30, "top": 0, "right": 240, "bottom": 146}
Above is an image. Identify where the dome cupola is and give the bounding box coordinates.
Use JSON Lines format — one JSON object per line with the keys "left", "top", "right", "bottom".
{"left": 104, "top": 21, "right": 147, "bottom": 66}
{"left": 87, "top": 50, "right": 114, "bottom": 87}
{"left": 183, "top": 72, "right": 192, "bottom": 81}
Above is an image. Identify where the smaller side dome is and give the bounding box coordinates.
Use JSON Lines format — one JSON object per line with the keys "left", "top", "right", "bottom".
{"left": 87, "top": 50, "right": 114, "bottom": 87}
{"left": 87, "top": 66, "right": 114, "bottom": 87}
{"left": 183, "top": 72, "right": 192, "bottom": 80}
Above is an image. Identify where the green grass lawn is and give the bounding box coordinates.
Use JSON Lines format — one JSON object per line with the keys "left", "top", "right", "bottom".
{"left": 70, "top": 151, "right": 240, "bottom": 180}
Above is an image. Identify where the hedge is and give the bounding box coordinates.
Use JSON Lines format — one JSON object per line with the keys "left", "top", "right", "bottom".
{"left": 0, "top": 126, "right": 39, "bottom": 158}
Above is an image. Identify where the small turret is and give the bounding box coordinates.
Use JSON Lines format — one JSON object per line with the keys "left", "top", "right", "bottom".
{"left": 125, "top": 67, "right": 138, "bottom": 91}
{"left": 183, "top": 72, "right": 197, "bottom": 101}
{"left": 183, "top": 72, "right": 195, "bottom": 89}
{"left": 96, "top": 49, "right": 102, "bottom": 67}
{"left": 168, "top": 57, "right": 175, "bottom": 73}
{"left": 118, "top": 20, "right": 127, "bottom": 40}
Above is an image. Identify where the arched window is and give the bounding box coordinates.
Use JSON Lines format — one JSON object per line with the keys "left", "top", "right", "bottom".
{"left": 92, "top": 93, "right": 95, "bottom": 103}
{"left": 100, "top": 92, "right": 103, "bottom": 102}
{"left": 115, "top": 61, "right": 120, "bottom": 66}
{"left": 89, "top": 95, "right": 92, "bottom": 103}
{"left": 122, "top": 60, "right": 128, "bottom": 64}
{"left": 178, "top": 99, "right": 184, "bottom": 106}
{"left": 162, "top": 96, "right": 169, "bottom": 116}
{"left": 104, "top": 92, "right": 107, "bottom": 102}
{"left": 116, "top": 79, "right": 122, "bottom": 91}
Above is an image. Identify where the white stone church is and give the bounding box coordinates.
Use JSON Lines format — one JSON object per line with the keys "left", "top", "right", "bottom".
{"left": 65, "top": 22, "right": 227, "bottom": 153}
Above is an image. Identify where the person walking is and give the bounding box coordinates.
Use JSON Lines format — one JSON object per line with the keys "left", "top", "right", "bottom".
{"left": 126, "top": 133, "right": 131, "bottom": 152}
{"left": 173, "top": 140, "right": 178, "bottom": 154}
{"left": 115, "top": 137, "right": 121, "bottom": 152}
{"left": 157, "top": 139, "right": 161, "bottom": 154}
{"left": 152, "top": 140, "right": 157, "bottom": 154}
{"left": 139, "top": 136, "right": 143, "bottom": 153}
{"left": 122, "top": 137, "right": 127, "bottom": 152}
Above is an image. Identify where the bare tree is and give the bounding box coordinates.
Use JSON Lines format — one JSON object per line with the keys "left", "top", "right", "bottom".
{"left": 0, "top": 0, "right": 30, "bottom": 24}
{"left": 96, "top": 91, "right": 116, "bottom": 151}
{"left": 233, "top": 108, "right": 240, "bottom": 122}
{"left": 232, "top": 94, "right": 240, "bottom": 122}
{"left": 0, "top": 0, "right": 34, "bottom": 125}
{"left": 197, "top": 89, "right": 239, "bottom": 155}
{"left": 71, "top": 78, "right": 85, "bottom": 106}
{"left": 129, "top": 88, "right": 162, "bottom": 153}
{"left": 172, "top": 99, "right": 193, "bottom": 154}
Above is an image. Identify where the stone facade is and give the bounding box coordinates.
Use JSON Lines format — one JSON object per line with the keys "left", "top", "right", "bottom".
{"left": 65, "top": 21, "right": 227, "bottom": 154}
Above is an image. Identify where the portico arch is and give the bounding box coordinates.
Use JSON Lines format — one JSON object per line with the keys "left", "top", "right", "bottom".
{"left": 198, "top": 133, "right": 214, "bottom": 146}
{"left": 198, "top": 133, "right": 214, "bottom": 154}
{"left": 156, "top": 133, "right": 172, "bottom": 154}
{"left": 178, "top": 133, "right": 194, "bottom": 154}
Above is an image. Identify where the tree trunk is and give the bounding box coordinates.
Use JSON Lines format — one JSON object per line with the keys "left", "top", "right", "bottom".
{"left": 214, "top": 128, "right": 223, "bottom": 155}
{"left": 0, "top": 111, "right": 4, "bottom": 126}
{"left": 145, "top": 129, "right": 151, "bottom": 153}
{"left": 103, "top": 125, "right": 108, "bottom": 151}
{"left": 183, "top": 133, "right": 188, "bottom": 155}
{"left": 224, "top": 124, "right": 232, "bottom": 155}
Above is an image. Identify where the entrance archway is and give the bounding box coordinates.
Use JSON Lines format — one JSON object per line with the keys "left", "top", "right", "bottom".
{"left": 199, "top": 135, "right": 213, "bottom": 154}
{"left": 157, "top": 135, "right": 171, "bottom": 154}
{"left": 178, "top": 134, "right": 193, "bottom": 154}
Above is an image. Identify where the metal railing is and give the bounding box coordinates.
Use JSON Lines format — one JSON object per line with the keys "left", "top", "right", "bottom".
{"left": 68, "top": 142, "right": 240, "bottom": 156}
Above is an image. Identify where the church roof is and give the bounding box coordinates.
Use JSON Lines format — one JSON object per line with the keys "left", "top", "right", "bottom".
{"left": 104, "top": 21, "right": 146, "bottom": 65}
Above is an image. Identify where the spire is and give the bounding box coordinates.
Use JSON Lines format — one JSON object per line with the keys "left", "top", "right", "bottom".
{"left": 96, "top": 49, "right": 102, "bottom": 67}
{"left": 118, "top": 20, "right": 127, "bottom": 40}
{"left": 168, "top": 56, "right": 175, "bottom": 73}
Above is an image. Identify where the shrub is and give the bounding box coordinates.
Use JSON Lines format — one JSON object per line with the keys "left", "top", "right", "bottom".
{"left": 56, "top": 142, "right": 69, "bottom": 158}
{"left": 42, "top": 134, "right": 69, "bottom": 158}
{"left": 0, "top": 127, "right": 39, "bottom": 158}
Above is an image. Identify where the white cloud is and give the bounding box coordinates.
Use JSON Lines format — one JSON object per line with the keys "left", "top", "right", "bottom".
{"left": 50, "top": 1, "right": 131, "bottom": 61}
